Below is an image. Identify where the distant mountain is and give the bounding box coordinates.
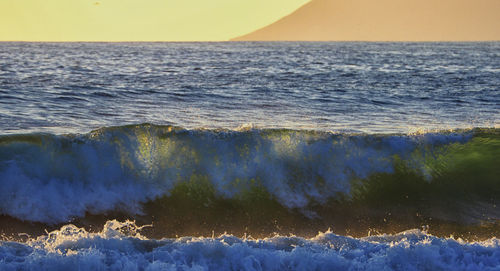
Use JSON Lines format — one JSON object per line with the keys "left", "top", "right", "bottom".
{"left": 232, "top": 0, "right": 500, "bottom": 41}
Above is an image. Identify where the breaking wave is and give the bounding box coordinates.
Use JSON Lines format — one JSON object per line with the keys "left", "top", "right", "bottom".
{"left": 0, "top": 124, "right": 498, "bottom": 234}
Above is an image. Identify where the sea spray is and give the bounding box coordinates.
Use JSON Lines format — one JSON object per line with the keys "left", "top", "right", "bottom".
{"left": 1, "top": 220, "right": 500, "bottom": 271}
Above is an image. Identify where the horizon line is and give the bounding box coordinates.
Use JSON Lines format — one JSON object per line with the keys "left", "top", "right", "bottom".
{"left": 1, "top": 40, "right": 499, "bottom": 43}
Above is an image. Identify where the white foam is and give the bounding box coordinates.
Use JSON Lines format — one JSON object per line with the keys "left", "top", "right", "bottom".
{"left": 0, "top": 220, "right": 498, "bottom": 271}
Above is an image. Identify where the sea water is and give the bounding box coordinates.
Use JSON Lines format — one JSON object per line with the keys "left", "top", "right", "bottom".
{"left": 0, "top": 42, "right": 499, "bottom": 270}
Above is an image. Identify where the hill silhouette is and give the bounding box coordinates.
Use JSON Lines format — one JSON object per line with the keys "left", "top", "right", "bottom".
{"left": 232, "top": 0, "right": 500, "bottom": 41}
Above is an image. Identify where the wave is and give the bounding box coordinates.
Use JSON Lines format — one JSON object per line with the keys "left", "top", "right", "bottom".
{"left": 1, "top": 220, "right": 500, "bottom": 270}
{"left": 0, "top": 124, "right": 498, "bottom": 236}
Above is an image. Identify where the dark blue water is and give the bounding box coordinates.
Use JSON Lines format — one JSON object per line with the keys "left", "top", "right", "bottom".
{"left": 0, "top": 42, "right": 498, "bottom": 134}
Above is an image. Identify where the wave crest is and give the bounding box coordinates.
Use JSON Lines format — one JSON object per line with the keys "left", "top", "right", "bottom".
{"left": 0, "top": 124, "right": 497, "bottom": 224}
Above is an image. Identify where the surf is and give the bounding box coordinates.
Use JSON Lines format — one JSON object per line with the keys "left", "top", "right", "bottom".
{"left": 0, "top": 124, "right": 498, "bottom": 240}
{"left": 1, "top": 220, "right": 500, "bottom": 271}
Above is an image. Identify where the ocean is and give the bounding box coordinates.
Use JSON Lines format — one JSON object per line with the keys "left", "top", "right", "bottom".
{"left": 0, "top": 42, "right": 499, "bottom": 270}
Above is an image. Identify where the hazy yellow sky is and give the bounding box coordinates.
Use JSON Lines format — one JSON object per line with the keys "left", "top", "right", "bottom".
{"left": 0, "top": 0, "right": 309, "bottom": 41}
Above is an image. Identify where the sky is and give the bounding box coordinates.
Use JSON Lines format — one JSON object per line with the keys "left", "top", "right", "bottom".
{"left": 0, "top": 0, "right": 310, "bottom": 41}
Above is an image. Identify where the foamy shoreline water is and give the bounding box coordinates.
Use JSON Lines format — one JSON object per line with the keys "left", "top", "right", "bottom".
{"left": 1, "top": 220, "right": 499, "bottom": 271}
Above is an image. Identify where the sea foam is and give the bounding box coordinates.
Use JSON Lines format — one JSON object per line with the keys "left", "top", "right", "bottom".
{"left": 1, "top": 220, "right": 499, "bottom": 270}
